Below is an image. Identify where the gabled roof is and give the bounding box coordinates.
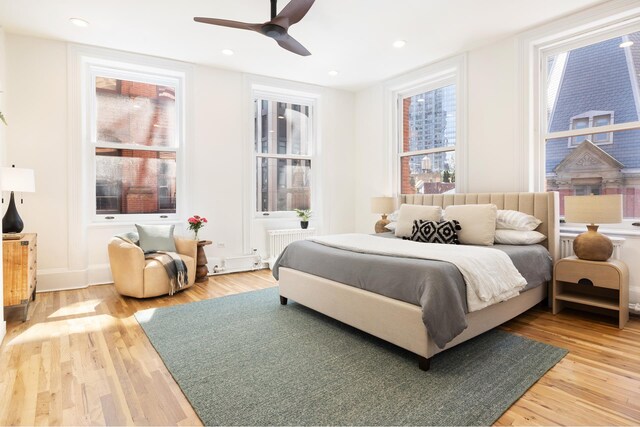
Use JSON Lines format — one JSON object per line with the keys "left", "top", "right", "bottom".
{"left": 553, "top": 139, "right": 624, "bottom": 173}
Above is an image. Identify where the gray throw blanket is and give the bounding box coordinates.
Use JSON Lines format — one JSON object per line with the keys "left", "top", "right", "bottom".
{"left": 116, "top": 232, "right": 188, "bottom": 296}
{"left": 144, "top": 251, "right": 188, "bottom": 296}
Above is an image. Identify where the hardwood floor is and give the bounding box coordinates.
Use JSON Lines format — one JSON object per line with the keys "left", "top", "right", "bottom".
{"left": 0, "top": 271, "right": 638, "bottom": 426}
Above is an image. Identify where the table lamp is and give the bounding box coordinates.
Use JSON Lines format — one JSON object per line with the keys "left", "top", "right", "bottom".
{"left": 371, "top": 196, "right": 395, "bottom": 233}
{"left": 564, "top": 194, "right": 622, "bottom": 261}
{"left": 1, "top": 165, "right": 36, "bottom": 233}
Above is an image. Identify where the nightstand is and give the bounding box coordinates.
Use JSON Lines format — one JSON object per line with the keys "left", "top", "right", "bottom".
{"left": 553, "top": 256, "right": 629, "bottom": 328}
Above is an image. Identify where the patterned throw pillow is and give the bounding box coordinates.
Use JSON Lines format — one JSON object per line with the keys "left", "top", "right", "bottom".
{"left": 406, "top": 220, "right": 462, "bottom": 244}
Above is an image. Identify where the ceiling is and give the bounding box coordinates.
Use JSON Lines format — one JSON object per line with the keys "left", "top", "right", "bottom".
{"left": 0, "top": 0, "right": 606, "bottom": 91}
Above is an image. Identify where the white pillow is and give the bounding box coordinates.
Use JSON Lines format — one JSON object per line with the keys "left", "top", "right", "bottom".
{"left": 394, "top": 204, "right": 442, "bottom": 238}
{"left": 494, "top": 229, "right": 546, "bottom": 245}
{"left": 496, "top": 210, "right": 541, "bottom": 231}
{"left": 387, "top": 209, "right": 400, "bottom": 222}
{"left": 443, "top": 204, "right": 497, "bottom": 246}
{"left": 385, "top": 222, "right": 397, "bottom": 231}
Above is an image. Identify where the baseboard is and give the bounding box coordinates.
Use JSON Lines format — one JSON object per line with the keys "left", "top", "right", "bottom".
{"left": 35, "top": 262, "right": 269, "bottom": 292}
{"left": 209, "top": 263, "right": 269, "bottom": 276}
{"left": 88, "top": 263, "right": 113, "bottom": 285}
{"left": 36, "top": 268, "right": 90, "bottom": 292}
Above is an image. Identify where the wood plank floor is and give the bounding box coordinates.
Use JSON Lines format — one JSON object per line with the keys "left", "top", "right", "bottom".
{"left": 0, "top": 270, "right": 638, "bottom": 426}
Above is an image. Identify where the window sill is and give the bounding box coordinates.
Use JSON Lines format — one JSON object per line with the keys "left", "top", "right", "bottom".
{"left": 560, "top": 226, "right": 640, "bottom": 238}
{"left": 88, "top": 219, "right": 183, "bottom": 229}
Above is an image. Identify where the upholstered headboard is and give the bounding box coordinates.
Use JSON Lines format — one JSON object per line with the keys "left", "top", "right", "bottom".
{"left": 399, "top": 192, "right": 560, "bottom": 261}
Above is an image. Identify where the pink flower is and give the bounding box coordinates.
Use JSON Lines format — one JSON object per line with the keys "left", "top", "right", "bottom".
{"left": 187, "top": 214, "right": 207, "bottom": 235}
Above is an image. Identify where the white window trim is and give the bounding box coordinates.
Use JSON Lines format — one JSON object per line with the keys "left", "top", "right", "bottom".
{"left": 518, "top": 0, "right": 640, "bottom": 230}
{"left": 86, "top": 65, "right": 184, "bottom": 223}
{"left": 241, "top": 75, "right": 324, "bottom": 255}
{"left": 69, "top": 45, "right": 192, "bottom": 225}
{"left": 384, "top": 54, "right": 468, "bottom": 195}
{"left": 251, "top": 87, "right": 317, "bottom": 220}
{"left": 518, "top": 0, "right": 640, "bottom": 192}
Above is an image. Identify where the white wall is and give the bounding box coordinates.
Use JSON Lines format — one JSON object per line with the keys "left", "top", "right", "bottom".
{"left": 0, "top": 27, "right": 7, "bottom": 342}
{"left": 354, "top": 85, "right": 386, "bottom": 234}
{"left": 4, "top": 34, "right": 356, "bottom": 291}
{"left": 466, "top": 38, "right": 522, "bottom": 192}
{"left": 5, "top": 36, "right": 70, "bottom": 290}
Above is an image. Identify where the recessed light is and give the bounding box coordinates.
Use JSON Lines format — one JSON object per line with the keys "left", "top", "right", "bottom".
{"left": 277, "top": 115, "right": 285, "bottom": 119}
{"left": 393, "top": 39, "right": 406, "bottom": 48}
{"left": 69, "top": 17, "right": 89, "bottom": 27}
{"left": 221, "top": 49, "right": 234, "bottom": 56}
{"left": 328, "top": 70, "right": 339, "bottom": 77}
{"left": 619, "top": 40, "right": 634, "bottom": 48}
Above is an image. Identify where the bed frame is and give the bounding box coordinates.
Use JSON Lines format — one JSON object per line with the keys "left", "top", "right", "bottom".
{"left": 278, "top": 192, "right": 560, "bottom": 370}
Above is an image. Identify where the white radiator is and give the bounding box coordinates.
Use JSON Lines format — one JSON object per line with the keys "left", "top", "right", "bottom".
{"left": 268, "top": 228, "right": 316, "bottom": 264}
{"left": 560, "top": 233, "right": 625, "bottom": 259}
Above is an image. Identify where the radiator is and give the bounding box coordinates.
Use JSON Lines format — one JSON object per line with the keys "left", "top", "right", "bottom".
{"left": 560, "top": 233, "right": 625, "bottom": 259}
{"left": 268, "top": 228, "right": 317, "bottom": 262}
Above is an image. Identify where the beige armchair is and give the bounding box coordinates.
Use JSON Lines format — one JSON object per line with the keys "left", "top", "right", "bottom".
{"left": 108, "top": 236, "right": 198, "bottom": 298}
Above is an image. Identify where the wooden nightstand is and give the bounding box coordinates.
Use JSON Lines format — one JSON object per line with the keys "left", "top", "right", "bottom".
{"left": 553, "top": 256, "right": 629, "bottom": 328}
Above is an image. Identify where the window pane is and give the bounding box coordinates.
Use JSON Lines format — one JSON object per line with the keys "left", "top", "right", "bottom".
{"left": 592, "top": 114, "right": 611, "bottom": 143}
{"left": 400, "top": 152, "right": 455, "bottom": 195}
{"left": 254, "top": 99, "right": 311, "bottom": 155}
{"left": 546, "top": 30, "right": 640, "bottom": 134}
{"left": 96, "top": 77, "right": 176, "bottom": 147}
{"left": 256, "top": 157, "right": 310, "bottom": 212}
{"left": 402, "top": 84, "right": 456, "bottom": 153}
{"left": 546, "top": 129, "right": 640, "bottom": 218}
{"left": 95, "top": 148, "right": 176, "bottom": 214}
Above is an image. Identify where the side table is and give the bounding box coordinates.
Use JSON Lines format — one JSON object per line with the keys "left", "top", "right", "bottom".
{"left": 195, "top": 240, "right": 212, "bottom": 283}
{"left": 553, "top": 256, "right": 629, "bottom": 328}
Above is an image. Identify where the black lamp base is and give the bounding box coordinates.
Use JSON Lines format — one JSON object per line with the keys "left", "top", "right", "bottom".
{"left": 2, "top": 191, "right": 24, "bottom": 233}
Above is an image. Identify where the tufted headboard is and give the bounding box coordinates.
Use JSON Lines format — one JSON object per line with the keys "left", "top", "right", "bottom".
{"left": 399, "top": 192, "right": 560, "bottom": 261}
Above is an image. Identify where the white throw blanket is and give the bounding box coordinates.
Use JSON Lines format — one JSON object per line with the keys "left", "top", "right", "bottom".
{"left": 311, "top": 234, "right": 527, "bottom": 312}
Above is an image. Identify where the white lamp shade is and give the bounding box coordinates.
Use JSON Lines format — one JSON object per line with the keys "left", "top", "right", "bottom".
{"left": 371, "top": 196, "right": 395, "bottom": 214}
{"left": 0, "top": 167, "right": 36, "bottom": 192}
{"left": 564, "top": 194, "right": 622, "bottom": 224}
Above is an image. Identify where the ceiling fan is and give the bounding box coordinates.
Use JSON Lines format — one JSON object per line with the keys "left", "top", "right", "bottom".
{"left": 194, "top": 0, "right": 315, "bottom": 56}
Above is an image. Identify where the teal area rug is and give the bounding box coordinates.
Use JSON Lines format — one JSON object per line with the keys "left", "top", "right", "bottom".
{"left": 135, "top": 288, "right": 567, "bottom": 426}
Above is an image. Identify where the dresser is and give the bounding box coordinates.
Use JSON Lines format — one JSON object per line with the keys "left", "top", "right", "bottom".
{"left": 3, "top": 233, "right": 37, "bottom": 321}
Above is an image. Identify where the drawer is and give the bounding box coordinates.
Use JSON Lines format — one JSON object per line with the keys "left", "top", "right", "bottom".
{"left": 555, "top": 261, "right": 620, "bottom": 290}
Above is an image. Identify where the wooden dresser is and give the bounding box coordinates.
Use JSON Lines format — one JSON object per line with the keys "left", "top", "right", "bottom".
{"left": 3, "top": 233, "right": 37, "bottom": 321}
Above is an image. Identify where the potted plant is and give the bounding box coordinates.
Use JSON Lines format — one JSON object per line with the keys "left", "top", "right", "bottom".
{"left": 294, "top": 208, "right": 312, "bottom": 229}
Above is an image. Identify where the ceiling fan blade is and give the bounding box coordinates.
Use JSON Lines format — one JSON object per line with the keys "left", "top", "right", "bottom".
{"left": 271, "top": 0, "right": 315, "bottom": 29}
{"left": 194, "top": 17, "right": 262, "bottom": 32}
{"left": 276, "top": 33, "right": 311, "bottom": 56}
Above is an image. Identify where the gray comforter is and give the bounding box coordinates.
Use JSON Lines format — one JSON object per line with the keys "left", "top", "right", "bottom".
{"left": 272, "top": 234, "right": 552, "bottom": 348}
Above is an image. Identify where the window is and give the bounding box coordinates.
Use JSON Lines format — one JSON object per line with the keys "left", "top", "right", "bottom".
{"left": 85, "top": 64, "right": 184, "bottom": 220}
{"left": 254, "top": 96, "right": 313, "bottom": 214}
{"left": 543, "top": 29, "right": 640, "bottom": 220}
{"left": 399, "top": 84, "right": 457, "bottom": 195}
{"left": 569, "top": 111, "right": 613, "bottom": 146}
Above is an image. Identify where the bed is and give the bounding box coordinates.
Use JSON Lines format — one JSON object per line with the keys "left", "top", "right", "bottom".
{"left": 275, "top": 192, "right": 559, "bottom": 370}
